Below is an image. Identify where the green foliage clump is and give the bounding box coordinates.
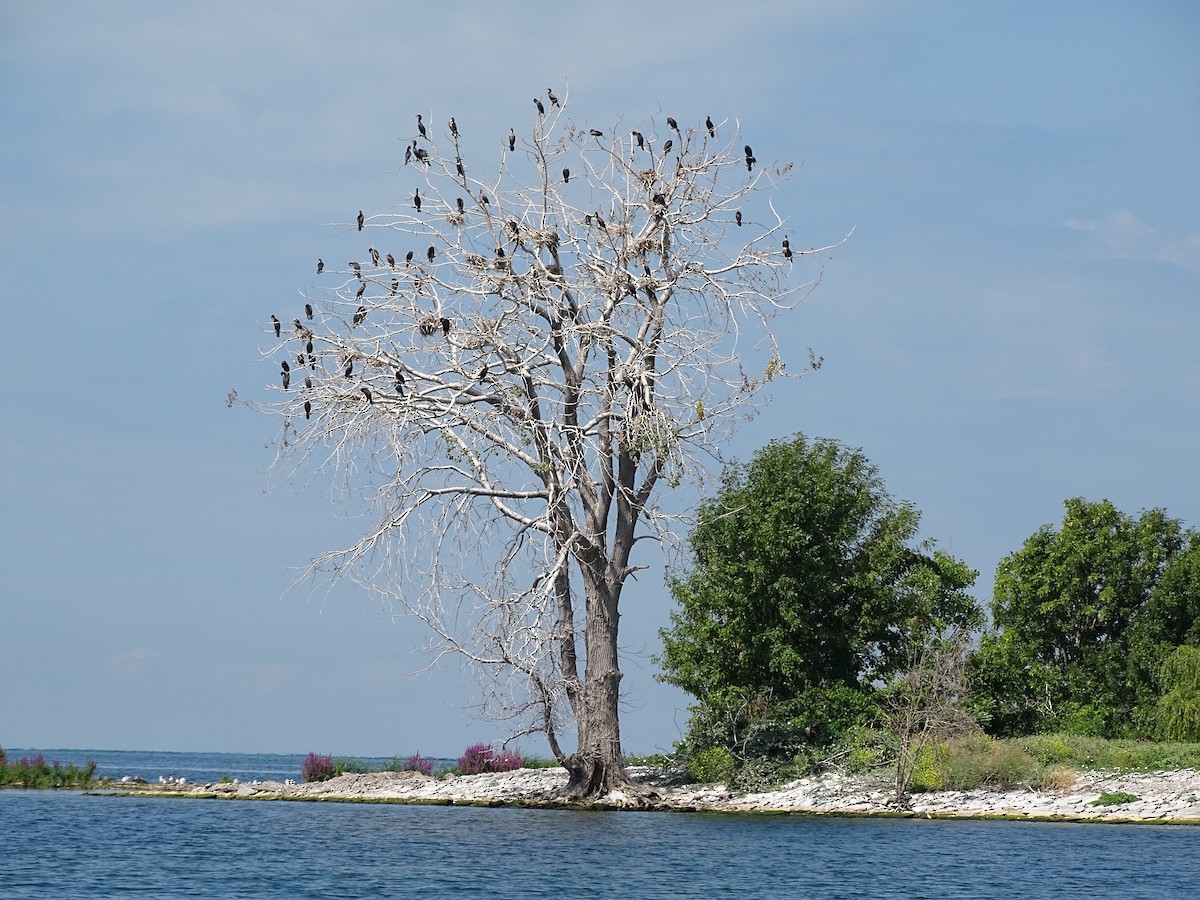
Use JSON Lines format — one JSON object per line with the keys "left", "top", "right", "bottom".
{"left": 332, "top": 757, "right": 370, "bottom": 776}
{"left": 908, "top": 743, "right": 949, "bottom": 792}
{"left": 941, "top": 734, "right": 1037, "bottom": 790}
{"left": 0, "top": 749, "right": 97, "bottom": 789}
{"left": 1155, "top": 645, "right": 1200, "bottom": 741}
{"left": 1092, "top": 791, "right": 1140, "bottom": 806}
{"left": 687, "top": 747, "right": 735, "bottom": 784}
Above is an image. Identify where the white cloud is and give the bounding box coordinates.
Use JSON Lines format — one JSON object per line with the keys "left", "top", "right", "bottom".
{"left": 1062, "top": 210, "right": 1200, "bottom": 273}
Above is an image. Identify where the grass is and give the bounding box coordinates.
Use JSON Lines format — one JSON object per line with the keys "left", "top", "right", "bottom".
{"left": 1092, "top": 791, "right": 1141, "bottom": 806}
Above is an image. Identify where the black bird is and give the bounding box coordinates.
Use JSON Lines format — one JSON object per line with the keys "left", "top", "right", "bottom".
{"left": 369, "top": 248, "right": 380, "bottom": 266}
{"left": 413, "top": 147, "right": 428, "bottom": 162}
{"left": 356, "top": 281, "right": 366, "bottom": 299}
{"left": 413, "top": 190, "right": 421, "bottom": 212}
{"left": 427, "top": 246, "right": 436, "bottom": 262}
{"left": 304, "top": 400, "right": 311, "bottom": 420}
{"left": 281, "top": 367, "right": 290, "bottom": 391}
{"left": 662, "top": 139, "right": 673, "bottom": 154}
{"left": 478, "top": 362, "right": 489, "bottom": 380}
{"left": 404, "top": 144, "right": 412, "bottom": 166}
{"left": 281, "top": 359, "right": 290, "bottom": 373}
{"left": 361, "top": 387, "right": 373, "bottom": 404}
{"left": 783, "top": 236, "right": 793, "bottom": 260}
{"left": 632, "top": 130, "right": 644, "bottom": 149}
{"left": 652, "top": 192, "right": 666, "bottom": 206}
{"left": 357, "top": 210, "right": 364, "bottom": 231}
{"left": 416, "top": 114, "right": 426, "bottom": 138}
{"left": 449, "top": 117, "right": 458, "bottom": 138}
{"left": 496, "top": 246, "right": 505, "bottom": 258}
{"left": 547, "top": 87, "right": 559, "bottom": 107}
{"left": 394, "top": 370, "right": 405, "bottom": 394}
{"left": 271, "top": 315, "right": 281, "bottom": 337}
{"left": 305, "top": 303, "right": 313, "bottom": 320}
{"left": 508, "top": 128, "right": 516, "bottom": 151}
{"left": 744, "top": 145, "right": 756, "bottom": 172}
{"left": 344, "top": 359, "right": 353, "bottom": 378}
{"left": 306, "top": 339, "right": 313, "bottom": 355}
{"left": 440, "top": 317, "right": 451, "bottom": 336}
{"left": 298, "top": 353, "right": 305, "bottom": 368}
{"left": 667, "top": 116, "right": 679, "bottom": 133}
{"left": 293, "top": 318, "right": 304, "bottom": 333}
{"left": 563, "top": 167, "right": 570, "bottom": 184}
{"left": 456, "top": 158, "right": 465, "bottom": 176}
{"left": 405, "top": 251, "right": 414, "bottom": 264}
{"left": 305, "top": 375, "right": 312, "bottom": 389}
{"left": 594, "top": 211, "right": 606, "bottom": 230}
{"left": 456, "top": 197, "right": 465, "bottom": 213}
{"left": 349, "top": 261, "right": 361, "bottom": 278}
{"left": 353, "top": 305, "right": 367, "bottom": 326}
{"left": 736, "top": 211, "right": 743, "bottom": 227}
{"left": 386, "top": 252, "right": 395, "bottom": 268}
{"left": 479, "top": 193, "right": 490, "bottom": 204}
{"left": 534, "top": 97, "right": 545, "bottom": 115}
{"left": 589, "top": 129, "right": 603, "bottom": 137}
{"left": 316, "top": 259, "right": 324, "bottom": 274}
{"left": 390, "top": 279, "right": 398, "bottom": 294}
{"left": 706, "top": 116, "right": 715, "bottom": 138}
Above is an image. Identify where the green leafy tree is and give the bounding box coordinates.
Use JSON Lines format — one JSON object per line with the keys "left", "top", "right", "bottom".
{"left": 658, "top": 434, "right": 980, "bottom": 767}
{"left": 972, "top": 498, "right": 1185, "bottom": 737}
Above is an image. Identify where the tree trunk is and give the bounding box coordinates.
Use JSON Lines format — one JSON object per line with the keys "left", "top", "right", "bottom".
{"left": 563, "top": 577, "right": 632, "bottom": 799}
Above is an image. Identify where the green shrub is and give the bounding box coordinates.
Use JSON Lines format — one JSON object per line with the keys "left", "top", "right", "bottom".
{"left": 730, "top": 757, "right": 795, "bottom": 793}
{"left": 1092, "top": 791, "right": 1140, "bottom": 806}
{"left": 1156, "top": 646, "right": 1200, "bottom": 742}
{"left": 941, "top": 734, "right": 1037, "bottom": 790}
{"left": 687, "top": 747, "right": 735, "bottom": 784}
{"left": 909, "top": 743, "right": 949, "bottom": 792}
{"left": 332, "top": 757, "right": 370, "bottom": 776}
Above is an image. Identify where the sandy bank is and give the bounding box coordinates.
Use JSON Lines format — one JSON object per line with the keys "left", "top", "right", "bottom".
{"left": 105, "top": 766, "right": 1200, "bottom": 823}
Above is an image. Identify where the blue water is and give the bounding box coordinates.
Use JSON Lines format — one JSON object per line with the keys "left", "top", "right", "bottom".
{"left": 2, "top": 751, "right": 1198, "bottom": 898}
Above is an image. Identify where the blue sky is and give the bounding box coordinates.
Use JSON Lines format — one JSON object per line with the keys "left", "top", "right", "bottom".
{"left": 2, "top": 1, "right": 1197, "bottom": 758}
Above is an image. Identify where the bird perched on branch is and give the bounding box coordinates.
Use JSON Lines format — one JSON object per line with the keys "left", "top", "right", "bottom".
{"left": 349, "top": 261, "right": 361, "bottom": 278}
{"left": 305, "top": 303, "right": 313, "bottom": 320}
{"left": 508, "top": 128, "right": 516, "bottom": 151}
{"left": 667, "top": 116, "right": 678, "bottom": 133}
{"left": 353, "top": 305, "right": 367, "bottom": 326}
{"left": 369, "top": 248, "right": 380, "bottom": 267}
{"left": 662, "top": 139, "right": 673, "bottom": 154}
{"left": 448, "top": 117, "right": 458, "bottom": 138}
{"left": 271, "top": 315, "right": 281, "bottom": 337}
{"left": 316, "top": 259, "right": 324, "bottom": 274}
{"left": 427, "top": 246, "right": 436, "bottom": 262}
{"left": 547, "top": 87, "right": 559, "bottom": 107}
{"left": 589, "top": 129, "right": 603, "bottom": 137}
{"left": 413, "top": 190, "right": 421, "bottom": 213}
{"left": 783, "top": 236, "right": 793, "bottom": 260}
{"left": 735, "top": 211, "right": 743, "bottom": 227}
{"left": 356, "top": 281, "right": 366, "bottom": 299}
{"left": 534, "top": 97, "right": 545, "bottom": 115}
{"left": 304, "top": 400, "right": 311, "bottom": 420}
{"left": 563, "top": 167, "right": 570, "bottom": 184}
{"left": 361, "top": 387, "right": 373, "bottom": 404}
{"left": 457, "top": 197, "right": 465, "bottom": 213}
{"left": 441, "top": 317, "right": 452, "bottom": 336}
{"left": 744, "top": 145, "right": 756, "bottom": 172}
{"left": 706, "top": 116, "right": 715, "bottom": 138}
{"left": 357, "top": 210, "right": 364, "bottom": 231}
{"left": 416, "top": 114, "right": 426, "bottom": 138}
{"left": 404, "top": 144, "right": 412, "bottom": 166}
{"left": 386, "top": 252, "right": 395, "bottom": 268}
{"left": 632, "top": 130, "right": 644, "bottom": 150}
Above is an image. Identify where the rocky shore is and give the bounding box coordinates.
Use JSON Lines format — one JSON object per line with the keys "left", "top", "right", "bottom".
{"left": 109, "top": 766, "right": 1200, "bottom": 823}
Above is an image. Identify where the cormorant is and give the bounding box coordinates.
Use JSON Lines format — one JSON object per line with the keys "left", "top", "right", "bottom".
{"left": 281, "top": 366, "right": 290, "bottom": 391}
{"left": 353, "top": 305, "right": 367, "bottom": 326}
{"left": 427, "top": 246, "right": 436, "bottom": 262}
{"left": 390, "top": 279, "right": 398, "bottom": 294}
{"left": 667, "top": 116, "right": 679, "bottom": 132}
{"left": 404, "top": 144, "right": 412, "bottom": 166}
{"left": 271, "top": 315, "right": 281, "bottom": 337}
{"left": 457, "top": 197, "right": 465, "bottom": 213}
{"left": 361, "top": 387, "right": 373, "bottom": 404}
{"left": 508, "top": 129, "right": 516, "bottom": 152}
{"left": 563, "top": 167, "right": 570, "bottom": 184}
{"left": 662, "top": 139, "right": 673, "bottom": 154}
{"left": 413, "top": 190, "right": 421, "bottom": 212}
{"left": 706, "top": 116, "right": 715, "bottom": 138}
{"left": 386, "top": 252, "right": 395, "bottom": 268}
{"left": 479, "top": 193, "right": 490, "bottom": 204}
{"left": 316, "top": 259, "right": 324, "bottom": 274}
{"left": 736, "top": 211, "right": 743, "bottom": 227}
{"left": 281, "top": 359, "right": 290, "bottom": 372}
{"left": 783, "top": 236, "right": 793, "bottom": 260}
{"left": 306, "top": 340, "right": 313, "bottom": 355}
{"left": 356, "top": 281, "right": 366, "bottom": 299}
{"left": 304, "top": 400, "right": 311, "bottom": 420}
{"left": 414, "top": 147, "right": 428, "bottom": 162}
{"left": 456, "top": 158, "right": 465, "bottom": 176}
{"left": 589, "top": 129, "right": 603, "bottom": 137}
{"left": 349, "top": 261, "right": 361, "bottom": 277}
{"left": 594, "top": 211, "right": 606, "bottom": 230}
{"left": 293, "top": 318, "right": 304, "bottom": 333}
{"left": 449, "top": 117, "right": 458, "bottom": 138}
{"left": 369, "top": 248, "right": 380, "bottom": 266}
{"left": 534, "top": 97, "right": 545, "bottom": 115}
{"left": 632, "top": 130, "right": 644, "bottom": 149}
{"left": 344, "top": 359, "right": 353, "bottom": 378}
{"left": 416, "top": 114, "right": 426, "bottom": 138}
{"left": 652, "top": 192, "right": 666, "bottom": 206}
{"left": 305, "top": 375, "right": 313, "bottom": 389}
{"left": 744, "top": 145, "right": 756, "bottom": 171}
{"left": 547, "top": 88, "right": 559, "bottom": 107}
{"left": 440, "top": 317, "right": 451, "bottom": 336}
{"left": 357, "top": 210, "right": 364, "bottom": 231}
{"left": 394, "top": 370, "right": 405, "bottom": 394}
{"left": 305, "top": 303, "right": 313, "bottom": 320}
{"left": 405, "top": 251, "right": 414, "bottom": 264}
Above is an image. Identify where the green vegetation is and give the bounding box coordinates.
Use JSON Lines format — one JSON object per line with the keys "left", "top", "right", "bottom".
{"left": 0, "top": 748, "right": 96, "bottom": 789}
{"left": 658, "top": 434, "right": 981, "bottom": 791}
{"left": 1092, "top": 791, "right": 1140, "bottom": 806}
{"left": 1155, "top": 645, "right": 1200, "bottom": 741}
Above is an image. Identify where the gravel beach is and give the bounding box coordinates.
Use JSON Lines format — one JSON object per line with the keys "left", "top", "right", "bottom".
{"left": 116, "top": 766, "right": 1200, "bottom": 823}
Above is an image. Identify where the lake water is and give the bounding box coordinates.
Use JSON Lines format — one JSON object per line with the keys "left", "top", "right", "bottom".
{"left": 2, "top": 750, "right": 1197, "bottom": 898}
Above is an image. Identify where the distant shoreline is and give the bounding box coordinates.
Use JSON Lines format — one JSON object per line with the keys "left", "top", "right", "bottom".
{"left": 96, "top": 766, "right": 1200, "bottom": 824}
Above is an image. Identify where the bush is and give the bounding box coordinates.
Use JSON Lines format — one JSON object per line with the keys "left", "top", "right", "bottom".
{"left": 1092, "top": 791, "right": 1140, "bottom": 806}
{"left": 941, "top": 735, "right": 1036, "bottom": 790}
{"left": 1156, "top": 645, "right": 1200, "bottom": 742}
{"left": 456, "top": 743, "right": 523, "bottom": 775}
{"left": 909, "top": 743, "right": 949, "bottom": 792}
{"left": 687, "top": 747, "right": 735, "bottom": 784}
{"left": 301, "top": 753, "right": 335, "bottom": 782}
{"left": 1034, "top": 764, "right": 1078, "bottom": 792}
{"left": 0, "top": 751, "right": 97, "bottom": 789}
{"left": 403, "top": 753, "right": 435, "bottom": 776}
{"left": 332, "top": 757, "right": 369, "bottom": 776}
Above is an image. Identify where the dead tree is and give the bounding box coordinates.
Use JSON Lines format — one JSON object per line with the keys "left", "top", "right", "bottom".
{"left": 256, "top": 94, "right": 843, "bottom": 799}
